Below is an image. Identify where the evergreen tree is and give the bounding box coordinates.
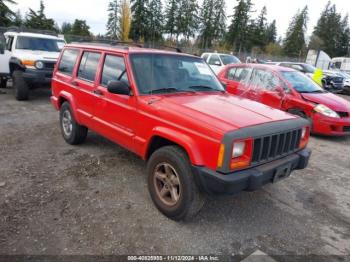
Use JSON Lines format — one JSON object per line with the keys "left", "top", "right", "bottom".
{"left": 118, "top": 0, "right": 131, "bottom": 41}
{"left": 252, "top": 6, "right": 267, "bottom": 49}
{"left": 179, "top": 0, "right": 199, "bottom": 40}
{"left": 199, "top": 0, "right": 226, "bottom": 48}
{"left": 164, "top": 0, "right": 178, "bottom": 39}
{"left": 265, "top": 20, "right": 277, "bottom": 44}
{"left": 61, "top": 22, "right": 72, "bottom": 34}
{"left": 25, "top": 0, "right": 56, "bottom": 31}
{"left": 310, "top": 2, "right": 350, "bottom": 57}
{"left": 106, "top": 0, "right": 119, "bottom": 39}
{"left": 283, "top": 6, "right": 308, "bottom": 57}
{"left": 227, "top": 0, "right": 253, "bottom": 53}
{"left": 12, "top": 9, "right": 22, "bottom": 26}
{"left": 129, "top": 0, "right": 148, "bottom": 41}
{"left": 0, "top": 0, "right": 16, "bottom": 27}
{"left": 148, "top": 0, "right": 163, "bottom": 42}
{"left": 70, "top": 19, "right": 91, "bottom": 36}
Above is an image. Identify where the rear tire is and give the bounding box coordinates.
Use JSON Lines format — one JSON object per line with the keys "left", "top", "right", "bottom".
{"left": 147, "top": 146, "right": 206, "bottom": 221}
{"left": 59, "top": 102, "right": 88, "bottom": 145}
{"left": 0, "top": 77, "right": 7, "bottom": 89}
{"left": 12, "top": 70, "right": 29, "bottom": 101}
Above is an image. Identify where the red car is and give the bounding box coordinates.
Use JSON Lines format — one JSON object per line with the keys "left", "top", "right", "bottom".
{"left": 51, "top": 44, "right": 311, "bottom": 220}
{"left": 218, "top": 64, "right": 350, "bottom": 136}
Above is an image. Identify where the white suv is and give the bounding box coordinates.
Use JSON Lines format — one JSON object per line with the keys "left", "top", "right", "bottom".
{"left": 201, "top": 52, "right": 241, "bottom": 75}
{"left": 0, "top": 29, "right": 65, "bottom": 100}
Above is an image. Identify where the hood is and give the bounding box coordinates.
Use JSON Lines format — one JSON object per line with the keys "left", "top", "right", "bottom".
{"left": 13, "top": 49, "right": 60, "bottom": 61}
{"left": 301, "top": 92, "right": 350, "bottom": 112}
{"left": 145, "top": 93, "right": 296, "bottom": 134}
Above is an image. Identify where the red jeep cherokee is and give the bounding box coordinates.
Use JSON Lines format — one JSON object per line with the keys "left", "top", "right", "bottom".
{"left": 218, "top": 64, "right": 350, "bottom": 136}
{"left": 51, "top": 44, "right": 311, "bottom": 220}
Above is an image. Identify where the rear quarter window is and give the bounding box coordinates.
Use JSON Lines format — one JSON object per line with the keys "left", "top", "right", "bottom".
{"left": 78, "top": 52, "right": 101, "bottom": 82}
{"left": 58, "top": 49, "right": 80, "bottom": 75}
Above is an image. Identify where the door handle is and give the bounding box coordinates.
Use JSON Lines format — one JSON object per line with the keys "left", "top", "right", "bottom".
{"left": 71, "top": 81, "right": 78, "bottom": 87}
{"left": 93, "top": 89, "right": 104, "bottom": 96}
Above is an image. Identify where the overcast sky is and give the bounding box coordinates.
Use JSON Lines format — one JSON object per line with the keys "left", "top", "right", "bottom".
{"left": 10, "top": 0, "right": 350, "bottom": 37}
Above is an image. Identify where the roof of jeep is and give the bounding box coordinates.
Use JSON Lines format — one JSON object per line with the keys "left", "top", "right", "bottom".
{"left": 5, "top": 31, "right": 63, "bottom": 40}
{"left": 65, "top": 43, "right": 197, "bottom": 57}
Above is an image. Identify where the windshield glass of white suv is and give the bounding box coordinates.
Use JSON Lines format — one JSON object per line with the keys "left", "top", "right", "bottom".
{"left": 16, "top": 36, "right": 65, "bottom": 52}
{"left": 282, "top": 71, "right": 325, "bottom": 93}
{"left": 130, "top": 54, "right": 225, "bottom": 95}
{"left": 220, "top": 55, "right": 241, "bottom": 65}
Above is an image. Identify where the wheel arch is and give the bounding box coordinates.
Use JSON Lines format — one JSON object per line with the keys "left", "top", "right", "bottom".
{"left": 145, "top": 128, "right": 204, "bottom": 166}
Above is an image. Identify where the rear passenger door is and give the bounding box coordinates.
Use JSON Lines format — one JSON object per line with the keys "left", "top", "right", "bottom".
{"left": 73, "top": 51, "right": 102, "bottom": 128}
{"left": 93, "top": 53, "right": 136, "bottom": 151}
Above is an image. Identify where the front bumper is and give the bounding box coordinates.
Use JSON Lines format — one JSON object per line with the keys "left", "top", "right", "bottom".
{"left": 312, "top": 113, "right": 350, "bottom": 136}
{"left": 23, "top": 68, "right": 53, "bottom": 85}
{"left": 192, "top": 148, "right": 311, "bottom": 195}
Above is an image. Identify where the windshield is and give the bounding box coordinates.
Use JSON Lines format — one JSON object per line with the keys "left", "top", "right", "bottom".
{"left": 219, "top": 55, "right": 241, "bottom": 65}
{"left": 16, "top": 36, "right": 65, "bottom": 52}
{"left": 281, "top": 71, "right": 325, "bottom": 93}
{"left": 130, "top": 53, "right": 225, "bottom": 95}
{"left": 303, "top": 64, "right": 317, "bottom": 74}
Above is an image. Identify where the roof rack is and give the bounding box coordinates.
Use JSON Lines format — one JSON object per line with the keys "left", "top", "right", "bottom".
{"left": 4, "top": 26, "right": 58, "bottom": 37}
{"left": 70, "top": 39, "right": 143, "bottom": 49}
{"left": 158, "top": 45, "right": 182, "bottom": 53}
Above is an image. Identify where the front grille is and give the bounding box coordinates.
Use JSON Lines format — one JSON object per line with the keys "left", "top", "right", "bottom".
{"left": 43, "top": 62, "right": 56, "bottom": 70}
{"left": 344, "top": 126, "right": 350, "bottom": 132}
{"left": 337, "top": 111, "right": 349, "bottom": 118}
{"left": 252, "top": 129, "right": 302, "bottom": 165}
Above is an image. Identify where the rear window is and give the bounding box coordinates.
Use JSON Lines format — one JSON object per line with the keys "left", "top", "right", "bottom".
{"left": 78, "top": 52, "right": 101, "bottom": 82}
{"left": 58, "top": 49, "right": 80, "bottom": 75}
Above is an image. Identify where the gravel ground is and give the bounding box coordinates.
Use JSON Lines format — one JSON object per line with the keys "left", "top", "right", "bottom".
{"left": 0, "top": 85, "right": 350, "bottom": 259}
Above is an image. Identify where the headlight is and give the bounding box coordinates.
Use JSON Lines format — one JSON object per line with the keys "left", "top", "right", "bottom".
{"left": 35, "top": 61, "right": 44, "bottom": 69}
{"left": 232, "top": 141, "right": 245, "bottom": 158}
{"left": 314, "top": 104, "right": 340, "bottom": 118}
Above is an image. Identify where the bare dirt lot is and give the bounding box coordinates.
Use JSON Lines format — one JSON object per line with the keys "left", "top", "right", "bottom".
{"left": 0, "top": 85, "right": 350, "bottom": 259}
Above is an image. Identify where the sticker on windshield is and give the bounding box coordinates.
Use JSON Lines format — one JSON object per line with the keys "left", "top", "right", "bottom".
{"left": 195, "top": 63, "right": 212, "bottom": 75}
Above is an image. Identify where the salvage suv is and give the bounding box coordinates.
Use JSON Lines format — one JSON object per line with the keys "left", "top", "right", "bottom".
{"left": 0, "top": 28, "right": 65, "bottom": 100}
{"left": 51, "top": 43, "right": 312, "bottom": 221}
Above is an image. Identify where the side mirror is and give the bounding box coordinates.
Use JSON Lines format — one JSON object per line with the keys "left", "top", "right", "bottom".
{"left": 107, "top": 80, "right": 131, "bottom": 96}
{"left": 214, "top": 61, "right": 222, "bottom": 66}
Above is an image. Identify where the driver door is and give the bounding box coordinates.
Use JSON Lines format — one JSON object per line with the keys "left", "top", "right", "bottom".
{"left": 93, "top": 53, "right": 136, "bottom": 151}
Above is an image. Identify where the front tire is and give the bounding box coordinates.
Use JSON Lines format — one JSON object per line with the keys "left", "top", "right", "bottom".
{"left": 0, "top": 77, "right": 7, "bottom": 89}
{"left": 59, "top": 102, "right": 88, "bottom": 145}
{"left": 147, "top": 146, "right": 206, "bottom": 221}
{"left": 12, "top": 70, "right": 29, "bottom": 101}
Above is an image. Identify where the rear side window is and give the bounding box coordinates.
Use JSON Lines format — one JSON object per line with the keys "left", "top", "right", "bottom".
{"left": 227, "top": 67, "right": 237, "bottom": 80}
{"left": 78, "top": 52, "right": 101, "bottom": 82}
{"left": 101, "top": 55, "right": 129, "bottom": 86}
{"left": 202, "top": 54, "right": 209, "bottom": 62}
{"left": 232, "top": 67, "right": 252, "bottom": 83}
{"left": 58, "top": 49, "right": 79, "bottom": 75}
{"left": 208, "top": 54, "right": 221, "bottom": 66}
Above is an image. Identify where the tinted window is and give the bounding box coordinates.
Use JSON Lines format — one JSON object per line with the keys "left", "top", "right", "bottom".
{"left": 58, "top": 49, "right": 80, "bottom": 75}
{"left": 250, "top": 69, "right": 280, "bottom": 90}
{"left": 16, "top": 36, "right": 65, "bottom": 52}
{"left": 202, "top": 54, "right": 209, "bottom": 62}
{"left": 78, "top": 52, "right": 101, "bottom": 82}
{"left": 232, "top": 67, "right": 252, "bottom": 83}
{"left": 130, "top": 53, "right": 224, "bottom": 95}
{"left": 208, "top": 54, "right": 221, "bottom": 66}
{"left": 220, "top": 55, "right": 241, "bottom": 65}
{"left": 101, "top": 55, "right": 129, "bottom": 86}
{"left": 282, "top": 71, "right": 324, "bottom": 93}
{"left": 227, "top": 67, "right": 237, "bottom": 80}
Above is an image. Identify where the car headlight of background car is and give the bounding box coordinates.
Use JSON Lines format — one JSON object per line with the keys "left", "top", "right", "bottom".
{"left": 35, "top": 61, "right": 44, "bottom": 69}
{"left": 314, "top": 104, "right": 340, "bottom": 118}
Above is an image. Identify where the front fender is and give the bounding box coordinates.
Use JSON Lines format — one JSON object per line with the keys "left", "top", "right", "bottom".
{"left": 150, "top": 126, "right": 205, "bottom": 166}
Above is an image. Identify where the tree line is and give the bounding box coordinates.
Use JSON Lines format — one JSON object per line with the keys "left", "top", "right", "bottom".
{"left": 1, "top": 0, "right": 349, "bottom": 58}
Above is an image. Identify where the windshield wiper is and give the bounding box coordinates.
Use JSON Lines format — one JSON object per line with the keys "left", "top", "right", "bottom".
{"left": 148, "top": 87, "right": 180, "bottom": 94}
{"left": 188, "top": 85, "right": 222, "bottom": 91}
